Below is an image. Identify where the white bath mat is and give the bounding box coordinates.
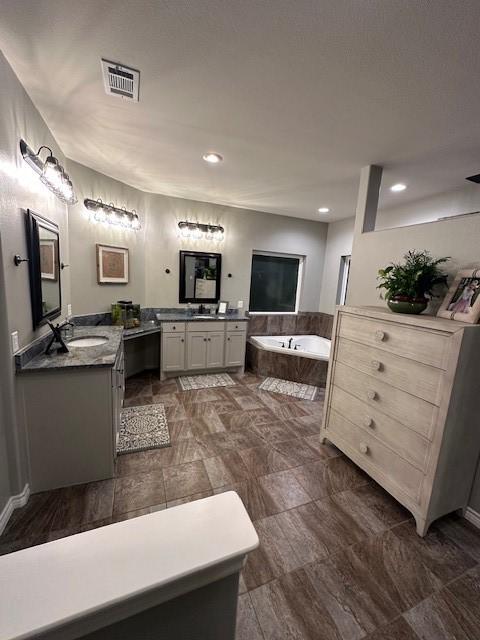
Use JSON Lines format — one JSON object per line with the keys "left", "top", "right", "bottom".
{"left": 178, "top": 373, "right": 237, "bottom": 391}
{"left": 259, "top": 377, "right": 319, "bottom": 401}
{"left": 117, "top": 403, "right": 171, "bottom": 455}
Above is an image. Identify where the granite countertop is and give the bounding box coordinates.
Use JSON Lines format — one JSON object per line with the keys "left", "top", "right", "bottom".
{"left": 123, "top": 321, "right": 162, "bottom": 339}
{"left": 17, "top": 327, "right": 123, "bottom": 373}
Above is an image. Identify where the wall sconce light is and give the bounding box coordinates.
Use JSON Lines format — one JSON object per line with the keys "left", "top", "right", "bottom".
{"left": 84, "top": 198, "right": 141, "bottom": 230}
{"left": 20, "top": 139, "right": 77, "bottom": 205}
{"left": 178, "top": 221, "right": 224, "bottom": 241}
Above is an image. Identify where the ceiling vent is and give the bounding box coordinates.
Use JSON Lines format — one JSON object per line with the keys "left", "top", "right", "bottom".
{"left": 101, "top": 59, "right": 139, "bottom": 101}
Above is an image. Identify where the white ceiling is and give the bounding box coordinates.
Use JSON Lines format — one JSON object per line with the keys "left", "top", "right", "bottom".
{"left": 1, "top": 0, "right": 480, "bottom": 222}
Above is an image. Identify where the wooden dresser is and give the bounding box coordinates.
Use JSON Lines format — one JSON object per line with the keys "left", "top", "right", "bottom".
{"left": 321, "top": 305, "right": 480, "bottom": 536}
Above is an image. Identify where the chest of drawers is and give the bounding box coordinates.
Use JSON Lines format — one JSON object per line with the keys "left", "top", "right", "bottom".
{"left": 321, "top": 305, "right": 480, "bottom": 536}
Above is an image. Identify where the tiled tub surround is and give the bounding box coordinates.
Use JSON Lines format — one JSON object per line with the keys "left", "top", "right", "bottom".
{"left": 2, "top": 372, "right": 480, "bottom": 640}
{"left": 247, "top": 312, "right": 334, "bottom": 340}
{"left": 246, "top": 338, "right": 329, "bottom": 386}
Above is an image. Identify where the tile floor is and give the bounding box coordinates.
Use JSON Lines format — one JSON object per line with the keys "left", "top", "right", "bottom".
{"left": 2, "top": 371, "right": 480, "bottom": 639}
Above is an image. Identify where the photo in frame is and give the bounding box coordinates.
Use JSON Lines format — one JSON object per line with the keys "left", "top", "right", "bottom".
{"left": 96, "top": 244, "right": 129, "bottom": 284}
{"left": 437, "top": 268, "right": 480, "bottom": 324}
{"left": 40, "top": 238, "right": 57, "bottom": 281}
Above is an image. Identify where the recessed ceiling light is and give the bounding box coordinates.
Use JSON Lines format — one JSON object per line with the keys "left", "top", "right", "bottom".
{"left": 203, "top": 152, "right": 223, "bottom": 164}
{"left": 390, "top": 183, "right": 407, "bottom": 192}
{"left": 317, "top": 207, "right": 330, "bottom": 213}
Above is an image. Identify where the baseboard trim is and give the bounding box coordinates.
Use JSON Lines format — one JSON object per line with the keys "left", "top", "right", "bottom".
{"left": 0, "top": 484, "right": 30, "bottom": 536}
{"left": 465, "top": 507, "right": 480, "bottom": 530}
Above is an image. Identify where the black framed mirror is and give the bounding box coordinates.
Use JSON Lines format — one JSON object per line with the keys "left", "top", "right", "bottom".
{"left": 25, "top": 209, "right": 62, "bottom": 329}
{"left": 179, "top": 250, "right": 222, "bottom": 303}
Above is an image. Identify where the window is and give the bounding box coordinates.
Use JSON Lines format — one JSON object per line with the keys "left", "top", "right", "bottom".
{"left": 249, "top": 252, "right": 304, "bottom": 313}
{"left": 336, "top": 255, "right": 351, "bottom": 305}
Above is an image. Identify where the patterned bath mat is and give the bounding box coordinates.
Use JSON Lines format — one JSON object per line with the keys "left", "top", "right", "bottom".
{"left": 117, "top": 403, "right": 171, "bottom": 455}
{"left": 259, "top": 377, "right": 319, "bottom": 401}
{"left": 178, "top": 373, "right": 237, "bottom": 391}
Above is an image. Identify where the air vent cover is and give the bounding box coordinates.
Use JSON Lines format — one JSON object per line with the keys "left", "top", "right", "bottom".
{"left": 101, "top": 59, "right": 139, "bottom": 101}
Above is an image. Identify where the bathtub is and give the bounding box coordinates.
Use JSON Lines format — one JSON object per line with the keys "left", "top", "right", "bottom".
{"left": 249, "top": 335, "right": 331, "bottom": 361}
{"left": 246, "top": 335, "right": 331, "bottom": 387}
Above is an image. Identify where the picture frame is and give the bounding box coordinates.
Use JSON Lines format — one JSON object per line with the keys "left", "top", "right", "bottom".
{"left": 96, "top": 244, "right": 129, "bottom": 284}
{"left": 437, "top": 268, "right": 480, "bottom": 324}
{"left": 40, "top": 238, "right": 57, "bottom": 281}
{"left": 217, "top": 300, "right": 228, "bottom": 315}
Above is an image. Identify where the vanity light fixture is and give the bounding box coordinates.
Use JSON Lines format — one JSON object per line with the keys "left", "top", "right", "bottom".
{"left": 84, "top": 198, "right": 141, "bottom": 231}
{"left": 20, "top": 139, "right": 77, "bottom": 204}
{"left": 390, "top": 183, "right": 407, "bottom": 192}
{"left": 202, "top": 152, "right": 223, "bottom": 164}
{"left": 178, "top": 221, "right": 224, "bottom": 241}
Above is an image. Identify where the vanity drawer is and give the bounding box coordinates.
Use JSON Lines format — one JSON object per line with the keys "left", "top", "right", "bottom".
{"left": 187, "top": 321, "right": 226, "bottom": 332}
{"left": 335, "top": 337, "right": 443, "bottom": 405}
{"left": 333, "top": 362, "right": 437, "bottom": 439}
{"left": 161, "top": 322, "right": 185, "bottom": 333}
{"left": 327, "top": 408, "right": 424, "bottom": 503}
{"left": 330, "top": 385, "right": 430, "bottom": 471}
{"left": 226, "top": 321, "right": 248, "bottom": 332}
{"left": 337, "top": 312, "right": 449, "bottom": 369}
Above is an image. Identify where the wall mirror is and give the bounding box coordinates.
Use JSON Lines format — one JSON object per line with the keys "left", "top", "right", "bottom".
{"left": 179, "top": 250, "right": 222, "bottom": 303}
{"left": 25, "top": 209, "right": 62, "bottom": 328}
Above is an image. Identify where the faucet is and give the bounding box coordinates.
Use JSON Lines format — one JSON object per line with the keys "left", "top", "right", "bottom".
{"left": 288, "top": 337, "right": 293, "bottom": 349}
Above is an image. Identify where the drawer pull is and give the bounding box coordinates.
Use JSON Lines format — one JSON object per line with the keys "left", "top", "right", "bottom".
{"left": 375, "top": 330, "right": 386, "bottom": 342}
{"left": 363, "top": 416, "right": 374, "bottom": 428}
{"left": 181, "top": 338, "right": 184, "bottom": 343}
{"left": 371, "top": 359, "right": 382, "bottom": 371}
{"left": 173, "top": 326, "right": 176, "bottom": 330}
{"left": 359, "top": 442, "right": 369, "bottom": 454}
{"left": 367, "top": 390, "right": 377, "bottom": 401}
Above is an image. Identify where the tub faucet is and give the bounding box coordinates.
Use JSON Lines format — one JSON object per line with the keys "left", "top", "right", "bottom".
{"left": 288, "top": 337, "right": 293, "bottom": 349}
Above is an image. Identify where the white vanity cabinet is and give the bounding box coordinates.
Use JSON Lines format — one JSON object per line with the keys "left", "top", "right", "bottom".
{"left": 225, "top": 324, "right": 247, "bottom": 367}
{"left": 20, "top": 346, "right": 124, "bottom": 493}
{"left": 162, "top": 323, "right": 186, "bottom": 372}
{"left": 160, "top": 319, "right": 248, "bottom": 379}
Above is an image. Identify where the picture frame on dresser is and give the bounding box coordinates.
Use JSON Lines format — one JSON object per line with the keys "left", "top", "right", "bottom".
{"left": 437, "top": 268, "right": 480, "bottom": 324}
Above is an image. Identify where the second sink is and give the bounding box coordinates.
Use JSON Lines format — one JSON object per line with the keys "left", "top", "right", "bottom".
{"left": 67, "top": 336, "right": 108, "bottom": 348}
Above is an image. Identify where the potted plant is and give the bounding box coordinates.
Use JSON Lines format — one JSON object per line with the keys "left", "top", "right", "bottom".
{"left": 377, "top": 250, "right": 449, "bottom": 314}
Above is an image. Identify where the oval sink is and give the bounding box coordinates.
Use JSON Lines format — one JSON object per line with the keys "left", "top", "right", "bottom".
{"left": 67, "top": 336, "right": 108, "bottom": 348}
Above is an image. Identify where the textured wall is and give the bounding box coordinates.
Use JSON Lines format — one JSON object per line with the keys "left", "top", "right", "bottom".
{"left": 0, "top": 52, "right": 70, "bottom": 510}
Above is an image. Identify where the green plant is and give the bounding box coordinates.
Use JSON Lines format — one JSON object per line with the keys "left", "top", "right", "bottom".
{"left": 377, "top": 250, "right": 449, "bottom": 301}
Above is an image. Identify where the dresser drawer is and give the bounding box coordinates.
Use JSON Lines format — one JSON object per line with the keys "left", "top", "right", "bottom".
{"left": 327, "top": 409, "right": 424, "bottom": 502}
{"left": 161, "top": 322, "right": 185, "bottom": 333}
{"left": 330, "top": 386, "right": 430, "bottom": 471}
{"left": 333, "top": 362, "right": 437, "bottom": 439}
{"left": 226, "top": 321, "right": 248, "bottom": 332}
{"left": 337, "top": 313, "right": 449, "bottom": 369}
{"left": 187, "top": 321, "right": 226, "bottom": 332}
{"left": 335, "top": 338, "right": 443, "bottom": 405}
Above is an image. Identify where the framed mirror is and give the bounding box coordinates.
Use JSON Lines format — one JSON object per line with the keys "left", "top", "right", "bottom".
{"left": 25, "top": 209, "right": 62, "bottom": 328}
{"left": 179, "top": 250, "right": 222, "bottom": 303}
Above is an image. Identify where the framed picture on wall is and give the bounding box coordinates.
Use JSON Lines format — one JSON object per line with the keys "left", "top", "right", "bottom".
{"left": 96, "top": 244, "right": 129, "bottom": 284}
{"left": 437, "top": 268, "right": 480, "bottom": 324}
{"left": 40, "top": 238, "right": 57, "bottom": 281}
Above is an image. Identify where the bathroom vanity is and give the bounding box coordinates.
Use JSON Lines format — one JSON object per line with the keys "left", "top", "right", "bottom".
{"left": 158, "top": 316, "right": 248, "bottom": 380}
{"left": 17, "top": 327, "right": 124, "bottom": 493}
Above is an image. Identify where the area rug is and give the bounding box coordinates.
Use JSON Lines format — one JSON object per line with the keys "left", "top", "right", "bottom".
{"left": 178, "top": 373, "right": 237, "bottom": 391}
{"left": 259, "top": 377, "right": 319, "bottom": 401}
{"left": 117, "top": 403, "right": 171, "bottom": 455}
